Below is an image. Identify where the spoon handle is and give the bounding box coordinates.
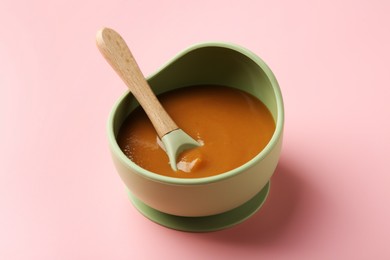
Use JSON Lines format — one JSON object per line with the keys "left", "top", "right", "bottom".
{"left": 96, "top": 27, "right": 178, "bottom": 138}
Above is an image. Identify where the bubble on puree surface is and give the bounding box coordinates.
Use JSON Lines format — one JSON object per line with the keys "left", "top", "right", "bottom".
{"left": 117, "top": 85, "right": 275, "bottom": 178}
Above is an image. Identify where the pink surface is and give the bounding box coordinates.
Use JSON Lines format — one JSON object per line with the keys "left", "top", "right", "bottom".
{"left": 1, "top": 0, "right": 390, "bottom": 259}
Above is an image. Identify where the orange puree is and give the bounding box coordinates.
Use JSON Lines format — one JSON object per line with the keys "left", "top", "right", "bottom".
{"left": 117, "top": 85, "right": 275, "bottom": 178}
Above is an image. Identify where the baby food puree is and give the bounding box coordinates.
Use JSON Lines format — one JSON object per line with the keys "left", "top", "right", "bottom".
{"left": 117, "top": 85, "right": 275, "bottom": 178}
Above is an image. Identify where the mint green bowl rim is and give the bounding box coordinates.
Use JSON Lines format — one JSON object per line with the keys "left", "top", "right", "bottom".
{"left": 107, "top": 42, "right": 284, "bottom": 185}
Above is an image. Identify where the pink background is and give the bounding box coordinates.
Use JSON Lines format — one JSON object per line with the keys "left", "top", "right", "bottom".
{"left": 1, "top": 0, "right": 390, "bottom": 259}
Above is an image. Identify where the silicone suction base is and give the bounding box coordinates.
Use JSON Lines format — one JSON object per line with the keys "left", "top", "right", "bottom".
{"left": 128, "top": 181, "right": 270, "bottom": 232}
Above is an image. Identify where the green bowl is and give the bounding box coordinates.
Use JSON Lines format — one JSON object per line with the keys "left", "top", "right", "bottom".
{"left": 108, "top": 42, "right": 284, "bottom": 230}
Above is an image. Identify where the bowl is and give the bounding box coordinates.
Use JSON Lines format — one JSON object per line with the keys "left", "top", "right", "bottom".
{"left": 107, "top": 42, "right": 284, "bottom": 231}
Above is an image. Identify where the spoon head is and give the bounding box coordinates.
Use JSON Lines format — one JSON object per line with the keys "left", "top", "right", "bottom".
{"left": 161, "top": 129, "right": 202, "bottom": 171}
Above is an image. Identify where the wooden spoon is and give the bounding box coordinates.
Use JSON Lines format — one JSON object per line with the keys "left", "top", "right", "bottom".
{"left": 96, "top": 27, "right": 201, "bottom": 171}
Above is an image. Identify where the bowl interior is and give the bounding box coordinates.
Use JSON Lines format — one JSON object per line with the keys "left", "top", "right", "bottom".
{"left": 108, "top": 42, "right": 284, "bottom": 184}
